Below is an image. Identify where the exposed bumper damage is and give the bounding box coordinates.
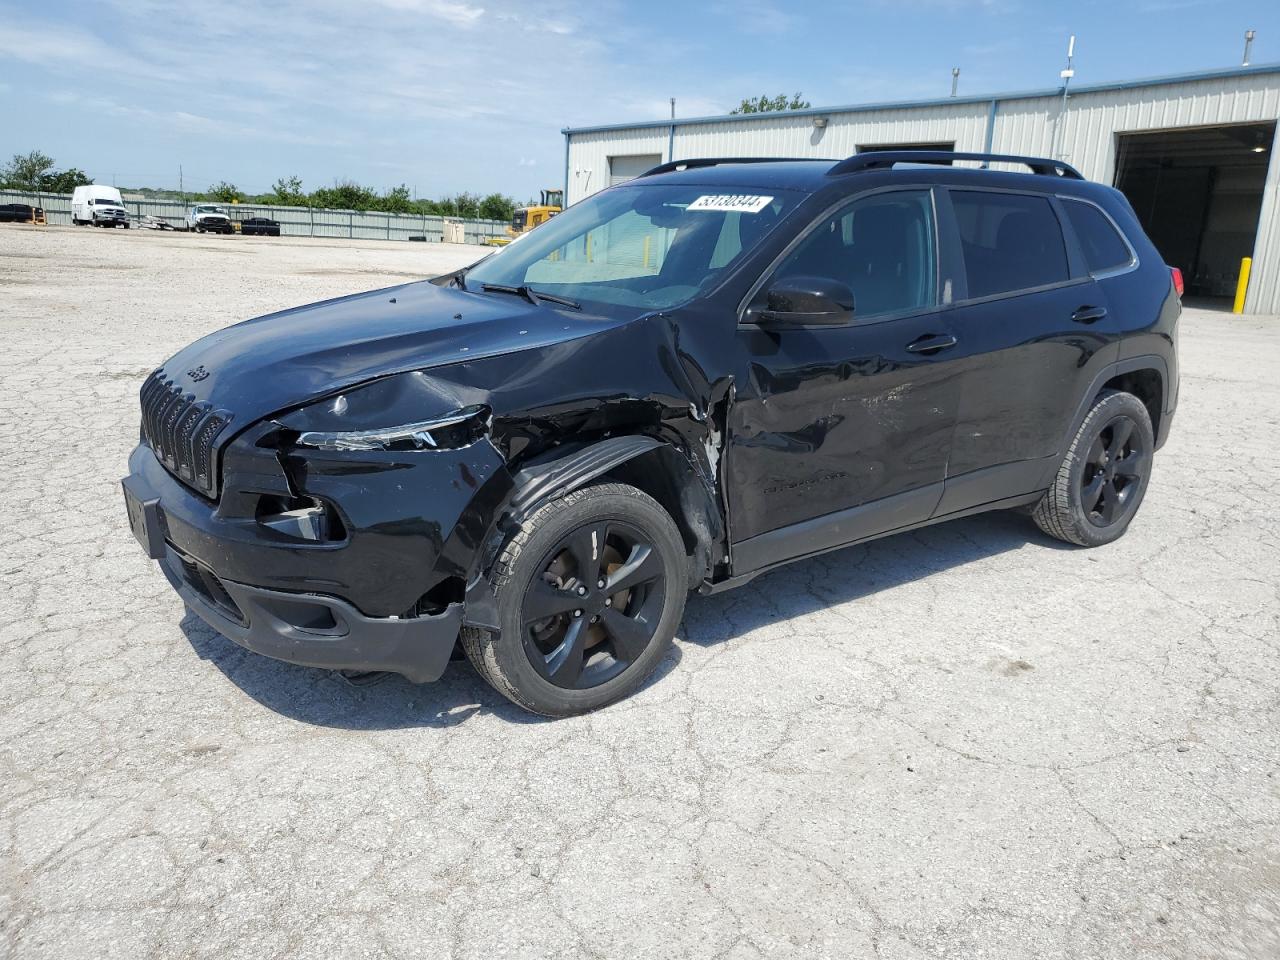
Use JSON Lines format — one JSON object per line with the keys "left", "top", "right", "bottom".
{"left": 159, "top": 540, "right": 462, "bottom": 683}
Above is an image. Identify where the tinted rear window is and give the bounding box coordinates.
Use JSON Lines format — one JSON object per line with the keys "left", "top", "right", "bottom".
{"left": 952, "top": 191, "right": 1069, "bottom": 298}
{"left": 1062, "top": 198, "right": 1133, "bottom": 273}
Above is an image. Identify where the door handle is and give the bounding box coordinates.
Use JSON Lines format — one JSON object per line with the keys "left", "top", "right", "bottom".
{"left": 906, "top": 333, "right": 958, "bottom": 355}
{"left": 1072, "top": 305, "right": 1108, "bottom": 324}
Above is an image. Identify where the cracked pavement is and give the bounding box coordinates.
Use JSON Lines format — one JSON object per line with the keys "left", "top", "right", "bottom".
{"left": 2, "top": 225, "right": 1278, "bottom": 959}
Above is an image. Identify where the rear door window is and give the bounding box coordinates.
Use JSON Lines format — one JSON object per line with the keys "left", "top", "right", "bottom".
{"left": 951, "top": 191, "right": 1069, "bottom": 298}
{"left": 1061, "top": 198, "right": 1134, "bottom": 273}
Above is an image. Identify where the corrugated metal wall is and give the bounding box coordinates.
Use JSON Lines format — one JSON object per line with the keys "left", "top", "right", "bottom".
{"left": 0, "top": 190, "right": 508, "bottom": 244}
{"left": 671, "top": 103, "right": 991, "bottom": 167}
{"left": 569, "top": 128, "right": 670, "bottom": 203}
{"left": 567, "top": 69, "right": 1280, "bottom": 313}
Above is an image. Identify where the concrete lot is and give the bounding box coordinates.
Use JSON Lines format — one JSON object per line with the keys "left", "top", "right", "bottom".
{"left": 2, "top": 225, "right": 1278, "bottom": 959}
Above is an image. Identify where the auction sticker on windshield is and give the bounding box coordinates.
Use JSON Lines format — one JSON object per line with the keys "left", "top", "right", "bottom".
{"left": 688, "top": 195, "right": 774, "bottom": 213}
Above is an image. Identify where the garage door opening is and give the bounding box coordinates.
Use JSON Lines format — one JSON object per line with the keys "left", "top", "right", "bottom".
{"left": 608, "top": 154, "right": 663, "bottom": 187}
{"left": 1115, "top": 122, "right": 1275, "bottom": 305}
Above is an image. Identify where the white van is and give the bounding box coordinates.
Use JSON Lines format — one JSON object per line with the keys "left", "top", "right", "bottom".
{"left": 71, "top": 185, "right": 130, "bottom": 228}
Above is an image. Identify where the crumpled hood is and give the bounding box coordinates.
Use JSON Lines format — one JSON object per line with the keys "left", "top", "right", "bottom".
{"left": 157, "top": 278, "right": 621, "bottom": 428}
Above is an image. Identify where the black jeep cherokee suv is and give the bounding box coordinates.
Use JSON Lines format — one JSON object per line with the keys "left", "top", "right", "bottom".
{"left": 123, "top": 151, "right": 1180, "bottom": 716}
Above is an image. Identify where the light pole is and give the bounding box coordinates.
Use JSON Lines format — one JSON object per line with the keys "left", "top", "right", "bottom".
{"left": 1052, "top": 35, "right": 1076, "bottom": 160}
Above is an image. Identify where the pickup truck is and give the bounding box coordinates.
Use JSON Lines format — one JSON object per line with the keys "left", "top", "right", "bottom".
{"left": 186, "top": 205, "right": 234, "bottom": 234}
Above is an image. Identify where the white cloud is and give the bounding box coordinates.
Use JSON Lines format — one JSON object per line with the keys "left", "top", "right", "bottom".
{"left": 712, "top": 0, "right": 800, "bottom": 34}
{"left": 368, "top": 0, "right": 486, "bottom": 25}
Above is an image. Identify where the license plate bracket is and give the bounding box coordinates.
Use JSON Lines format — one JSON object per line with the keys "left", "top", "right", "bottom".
{"left": 122, "top": 476, "right": 166, "bottom": 560}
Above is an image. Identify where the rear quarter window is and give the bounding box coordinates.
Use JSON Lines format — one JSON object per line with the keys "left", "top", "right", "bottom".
{"left": 951, "top": 191, "right": 1069, "bottom": 299}
{"left": 1062, "top": 198, "right": 1134, "bottom": 273}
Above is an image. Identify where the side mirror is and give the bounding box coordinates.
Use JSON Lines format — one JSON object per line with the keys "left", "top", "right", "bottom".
{"left": 753, "top": 276, "right": 855, "bottom": 327}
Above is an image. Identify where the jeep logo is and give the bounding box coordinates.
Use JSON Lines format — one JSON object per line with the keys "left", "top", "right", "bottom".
{"left": 187, "top": 365, "right": 210, "bottom": 382}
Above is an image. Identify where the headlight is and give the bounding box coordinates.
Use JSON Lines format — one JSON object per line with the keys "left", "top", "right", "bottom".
{"left": 295, "top": 404, "right": 489, "bottom": 452}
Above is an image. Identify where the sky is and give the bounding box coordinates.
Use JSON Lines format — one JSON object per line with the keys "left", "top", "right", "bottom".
{"left": 2, "top": 0, "right": 1277, "bottom": 202}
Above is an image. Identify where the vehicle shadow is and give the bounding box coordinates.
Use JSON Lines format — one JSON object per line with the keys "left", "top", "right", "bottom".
{"left": 180, "top": 510, "right": 1061, "bottom": 729}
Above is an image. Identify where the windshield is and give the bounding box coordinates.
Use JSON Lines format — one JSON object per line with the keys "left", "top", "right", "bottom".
{"left": 466, "top": 183, "right": 802, "bottom": 311}
{"left": 91, "top": 199, "right": 122, "bottom": 207}
{"left": 195, "top": 206, "right": 226, "bottom": 214}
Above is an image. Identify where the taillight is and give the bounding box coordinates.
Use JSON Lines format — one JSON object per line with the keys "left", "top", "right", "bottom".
{"left": 1170, "top": 267, "right": 1184, "bottom": 298}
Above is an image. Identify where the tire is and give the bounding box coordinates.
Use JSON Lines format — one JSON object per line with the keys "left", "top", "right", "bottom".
{"left": 1032, "top": 389, "right": 1154, "bottom": 547}
{"left": 461, "top": 482, "right": 688, "bottom": 717}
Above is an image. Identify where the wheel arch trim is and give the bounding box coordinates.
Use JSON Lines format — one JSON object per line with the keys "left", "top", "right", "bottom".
{"left": 463, "top": 436, "right": 673, "bottom": 631}
{"left": 507, "top": 436, "right": 668, "bottom": 516}
{"left": 1041, "top": 353, "right": 1170, "bottom": 491}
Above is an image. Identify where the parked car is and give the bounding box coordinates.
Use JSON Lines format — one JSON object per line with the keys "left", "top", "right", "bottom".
{"left": 71, "top": 184, "right": 130, "bottom": 228}
{"left": 0, "top": 203, "right": 39, "bottom": 223}
{"left": 122, "top": 151, "right": 1181, "bottom": 716}
{"left": 239, "top": 216, "right": 281, "bottom": 237}
{"left": 186, "top": 204, "right": 233, "bottom": 234}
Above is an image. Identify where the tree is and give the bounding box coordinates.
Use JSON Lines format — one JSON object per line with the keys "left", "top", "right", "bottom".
{"left": 311, "top": 179, "right": 377, "bottom": 211}
{"left": 379, "top": 184, "right": 413, "bottom": 214}
{"left": 270, "top": 175, "right": 306, "bottom": 205}
{"left": 478, "top": 192, "right": 517, "bottom": 222}
{"left": 41, "top": 167, "right": 92, "bottom": 192}
{"left": 729, "top": 92, "right": 811, "bottom": 115}
{"left": 208, "top": 181, "right": 242, "bottom": 203}
{"left": 1, "top": 150, "right": 56, "bottom": 190}
{"left": 438, "top": 192, "right": 481, "bottom": 219}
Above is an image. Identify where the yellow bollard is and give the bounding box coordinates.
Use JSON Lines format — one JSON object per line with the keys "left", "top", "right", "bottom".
{"left": 1233, "top": 257, "right": 1252, "bottom": 314}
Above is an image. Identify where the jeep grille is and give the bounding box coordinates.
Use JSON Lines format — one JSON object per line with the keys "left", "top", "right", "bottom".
{"left": 139, "top": 370, "right": 231, "bottom": 498}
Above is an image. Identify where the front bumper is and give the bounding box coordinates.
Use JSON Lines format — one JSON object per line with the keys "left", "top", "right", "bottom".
{"left": 123, "top": 432, "right": 512, "bottom": 681}
{"left": 159, "top": 539, "right": 461, "bottom": 682}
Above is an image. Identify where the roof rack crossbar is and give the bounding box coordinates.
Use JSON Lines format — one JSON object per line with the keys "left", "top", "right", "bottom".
{"left": 639, "top": 157, "right": 828, "bottom": 178}
{"left": 828, "top": 150, "right": 1085, "bottom": 179}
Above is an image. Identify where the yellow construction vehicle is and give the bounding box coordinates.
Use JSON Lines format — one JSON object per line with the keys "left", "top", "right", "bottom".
{"left": 488, "top": 188, "right": 563, "bottom": 245}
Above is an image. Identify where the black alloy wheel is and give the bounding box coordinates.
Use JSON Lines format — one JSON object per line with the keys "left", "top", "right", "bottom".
{"left": 1080, "top": 415, "right": 1147, "bottom": 527}
{"left": 461, "top": 483, "right": 688, "bottom": 716}
{"left": 520, "top": 519, "right": 667, "bottom": 690}
{"left": 1032, "top": 389, "right": 1155, "bottom": 547}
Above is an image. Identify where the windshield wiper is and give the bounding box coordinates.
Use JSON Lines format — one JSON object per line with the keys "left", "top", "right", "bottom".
{"left": 481, "top": 283, "right": 580, "bottom": 310}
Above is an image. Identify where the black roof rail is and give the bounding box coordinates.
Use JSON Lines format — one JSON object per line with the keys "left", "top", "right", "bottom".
{"left": 828, "top": 150, "right": 1085, "bottom": 180}
{"left": 640, "top": 157, "right": 828, "bottom": 178}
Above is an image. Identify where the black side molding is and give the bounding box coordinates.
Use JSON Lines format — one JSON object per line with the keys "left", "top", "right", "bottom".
{"left": 730, "top": 483, "right": 943, "bottom": 576}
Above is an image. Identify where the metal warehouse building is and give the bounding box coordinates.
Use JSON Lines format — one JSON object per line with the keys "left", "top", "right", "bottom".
{"left": 562, "top": 64, "right": 1280, "bottom": 314}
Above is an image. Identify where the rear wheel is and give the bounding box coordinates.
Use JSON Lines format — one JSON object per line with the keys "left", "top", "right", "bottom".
{"left": 1032, "top": 389, "right": 1154, "bottom": 547}
{"left": 462, "top": 483, "right": 687, "bottom": 717}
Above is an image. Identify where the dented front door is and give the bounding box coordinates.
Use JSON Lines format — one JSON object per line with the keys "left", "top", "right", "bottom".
{"left": 723, "top": 186, "right": 964, "bottom": 550}
{"left": 725, "top": 313, "right": 963, "bottom": 545}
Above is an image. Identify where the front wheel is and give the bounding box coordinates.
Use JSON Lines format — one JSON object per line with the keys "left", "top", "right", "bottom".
{"left": 462, "top": 483, "right": 688, "bottom": 717}
{"left": 1032, "top": 389, "right": 1154, "bottom": 547}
